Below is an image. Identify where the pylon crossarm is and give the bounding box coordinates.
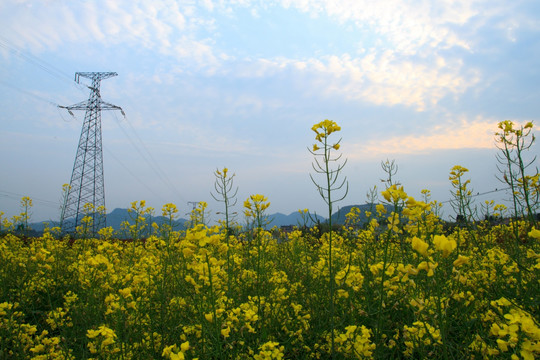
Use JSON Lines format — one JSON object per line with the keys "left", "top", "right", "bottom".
{"left": 98, "top": 101, "right": 123, "bottom": 111}
{"left": 58, "top": 101, "right": 89, "bottom": 111}
{"left": 75, "top": 72, "right": 117, "bottom": 83}
{"left": 60, "top": 101, "right": 121, "bottom": 111}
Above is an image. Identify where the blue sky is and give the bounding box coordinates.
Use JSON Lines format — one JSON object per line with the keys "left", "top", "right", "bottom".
{"left": 1, "top": 0, "right": 539, "bottom": 223}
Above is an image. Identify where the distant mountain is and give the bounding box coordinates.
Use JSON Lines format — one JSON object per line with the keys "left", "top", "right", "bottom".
{"left": 106, "top": 208, "right": 188, "bottom": 231}
{"left": 267, "top": 204, "right": 391, "bottom": 228}
{"left": 27, "top": 220, "right": 58, "bottom": 232}
{"left": 26, "top": 204, "right": 393, "bottom": 235}
{"left": 331, "top": 203, "right": 394, "bottom": 225}
{"left": 268, "top": 211, "right": 325, "bottom": 227}
{"left": 27, "top": 208, "right": 189, "bottom": 234}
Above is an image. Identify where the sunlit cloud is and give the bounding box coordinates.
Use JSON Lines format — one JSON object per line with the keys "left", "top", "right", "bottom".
{"left": 322, "top": 52, "right": 479, "bottom": 110}
{"left": 349, "top": 116, "right": 501, "bottom": 158}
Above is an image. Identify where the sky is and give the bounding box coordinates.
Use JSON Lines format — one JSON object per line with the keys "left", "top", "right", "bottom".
{"left": 1, "top": 0, "right": 539, "bottom": 224}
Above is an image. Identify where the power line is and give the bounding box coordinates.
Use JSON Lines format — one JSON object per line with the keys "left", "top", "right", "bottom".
{"left": 103, "top": 146, "right": 170, "bottom": 204}
{"left": 0, "top": 189, "right": 59, "bottom": 209}
{"left": 439, "top": 187, "right": 512, "bottom": 204}
{"left": 111, "top": 111, "right": 187, "bottom": 204}
{"left": 0, "top": 79, "right": 60, "bottom": 107}
{"left": 0, "top": 35, "right": 86, "bottom": 93}
{"left": 67, "top": 110, "right": 184, "bottom": 207}
{"left": 373, "top": 187, "right": 515, "bottom": 206}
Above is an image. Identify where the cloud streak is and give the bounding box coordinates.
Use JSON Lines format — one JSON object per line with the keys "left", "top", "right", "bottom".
{"left": 222, "top": 51, "right": 479, "bottom": 110}
{"left": 348, "top": 116, "right": 502, "bottom": 158}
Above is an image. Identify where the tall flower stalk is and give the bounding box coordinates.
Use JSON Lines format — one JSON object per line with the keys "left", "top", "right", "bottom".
{"left": 244, "top": 194, "right": 271, "bottom": 343}
{"left": 309, "top": 119, "right": 348, "bottom": 356}
{"left": 211, "top": 167, "right": 238, "bottom": 236}
{"left": 449, "top": 165, "right": 475, "bottom": 225}
{"left": 19, "top": 196, "right": 33, "bottom": 237}
{"left": 495, "top": 120, "right": 538, "bottom": 227}
{"left": 495, "top": 121, "right": 538, "bottom": 297}
{"left": 211, "top": 167, "right": 238, "bottom": 301}
{"left": 161, "top": 203, "right": 179, "bottom": 243}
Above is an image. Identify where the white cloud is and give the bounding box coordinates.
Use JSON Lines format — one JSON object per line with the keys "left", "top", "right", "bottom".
{"left": 204, "top": 0, "right": 482, "bottom": 55}
{"left": 0, "top": 0, "right": 528, "bottom": 63}
{"left": 276, "top": 0, "right": 482, "bottom": 54}
{"left": 1, "top": 0, "right": 222, "bottom": 69}
{"left": 222, "top": 50, "right": 479, "bottom": 110}
{"left": 202, "top": 0, "right": 488, "bottom": 109}
{"left": 0, "top": 0, "right": 530, "bottom": 109}
{"left": 357, "top": 51, "right": 479, "bottom": 110}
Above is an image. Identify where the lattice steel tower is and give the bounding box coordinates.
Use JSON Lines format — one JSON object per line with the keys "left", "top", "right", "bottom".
{"left": 60, "top": 72, "right": 123, "bottom": 234}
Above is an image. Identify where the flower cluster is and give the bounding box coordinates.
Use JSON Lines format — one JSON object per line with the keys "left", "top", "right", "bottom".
{"left": 311, "top": 119, "right": 342, "bottom": 151}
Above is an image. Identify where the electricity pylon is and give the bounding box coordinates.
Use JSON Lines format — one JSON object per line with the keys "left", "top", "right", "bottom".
{"left": 188, "top": 201, "right": 200, "bottom": 210}
{"left": 59, "top": 72, "right": 123, "bottom": 235}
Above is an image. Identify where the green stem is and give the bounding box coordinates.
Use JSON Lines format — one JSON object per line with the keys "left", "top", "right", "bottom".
{"left": 206, "top": 252, "right": 222, "bottom": 358}
{"left": 375, "top": 225, "right": 391, "bottom": 354}
{"left": 323, "top": 135, "right": 336, "bottom": 358}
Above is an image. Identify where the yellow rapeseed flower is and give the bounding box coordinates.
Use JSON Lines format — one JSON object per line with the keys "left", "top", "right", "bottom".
{"left": 244, "top": 194, "right": 270, "bottom": 217}
{"left": 449, "top": 165, "right": 469, "bottom": 180}
{"left": 433, "top": 234, "right": 457, "bottom": 258}
{"left": 453, "top": 255, "right": 470, "bottom": 267}
{"left": 254, "top": 341, "right": 285, "bottom": 360}
{"left": 417, "top": 261, "right": 437, "bottom": 277}
{"left": 528, "top": 228, "right": 540, "bottom": 239}
{"left": 498, "top": 120, "right": 514, "bottom": 133}
{"left": 312, "top": 119, "right": 341, "bottom": 142}
{"left": 118, "top": 287, "right": 132, "bottom": 298}
{"left": 170, "top": 352, "right": 185, "bottom": 360}
{"left": 411, "top": 237, "right": 429, "bottom": 257}
{"left": 86, "top": 329, "right": 101, "bottom": 339}
{"left": 180, "top": 341, "right": 190, "bottom": 352}
{"left": 221, "top": 326, "right": 231, "bottom": 338}
{"left": 381, "top": 185, "right": 408, "bottom": 203}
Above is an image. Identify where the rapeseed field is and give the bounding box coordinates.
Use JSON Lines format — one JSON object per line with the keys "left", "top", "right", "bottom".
{"left": 1, "top": 120, "right": 538, "bottom": 359}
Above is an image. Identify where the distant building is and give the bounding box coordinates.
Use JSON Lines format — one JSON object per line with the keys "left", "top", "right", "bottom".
{"left": 280, "top": 225, "right": 294, "bottom": 233}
